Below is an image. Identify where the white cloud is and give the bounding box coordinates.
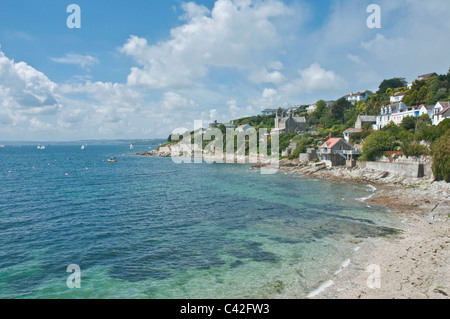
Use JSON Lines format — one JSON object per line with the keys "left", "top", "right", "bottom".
{"left": 0, "top": 49, "right": 60, "bottom": 121}
{"left": 249, "top": 67, "right": 285, "bottom": 84}
{"left": 51, "top": 54, "right": 99, "bottom": 70}
{"left": 281, "top": 63, "right": 347, "bottom": 96}
{"left": 120, "top": 0, "right": 295, "bottom": 89}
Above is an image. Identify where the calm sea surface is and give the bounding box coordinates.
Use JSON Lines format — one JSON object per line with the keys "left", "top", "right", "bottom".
{"left": 0, "top": 144, "right": 400, "bottom": 298}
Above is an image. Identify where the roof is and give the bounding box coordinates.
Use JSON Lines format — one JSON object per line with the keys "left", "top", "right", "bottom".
{"left": 393, "top": 92, "right": 406, "bottom": 96}
{"left": 344, "top": 92, "right": 367, "bottom": 97}
{"left": 358, "top": 115, "right": 377, "bottom": 122}
{"left": 436, "top": 106, "right": 450, "bottom": 116}
{"left": 344, "top": 128, "right": 362, "bottom": 134}
{"left": 437, "top": 101, "right": 450, "bottom": 108}
{"left": 417, "top": 104, "right": 434, "bottom": 110}
{"left": 293, "top": 117, "right": 306, "bottom": 123}
{"left": 321, "top": 138, "right": 343, "bottom": 149}
{"left": 418, "top": 72, "right": 437, "bottom": 79}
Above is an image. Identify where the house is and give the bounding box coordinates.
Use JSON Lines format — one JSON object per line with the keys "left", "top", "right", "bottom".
{"left": 316, "top": 138, "right": 361, "bottom": 167}
{"left": 432, "top": 101, "right": 450, "bottom": 125}
{"left": 261, "top": 109, "right": 277, "bottom": 115}
{"left": 355, "top": 115, "right": 376, "bottom": 129}
{"left": 236, "top": 124, "right": 253, "bottom": 132}
{"left": 343, "top": 92, "right": 371, "bottom": 104}
{"left": 390, "top": 92, "right": 406, "bottom": 103}
{"left": 223, "top": 122, "right": 236, "bottom": 129}
{"left": 306, "top": 104, "right": 317, "bottom": 114}
{"left": 375, "top": 102, "right": 408, "bottom": 130}
{"left": 306, "top": 101, "right": 333, "bottom": 114}
{"left": 415, "top": 104, "right": 434, "bottom": 119}
{"left": 433, "top": 101, "right": 450, "bottom": 116}
{"left": 417, "top": 72, "right": 438, "bottom": 81}
{"left": 343, "top": 128, "right": 362, "bottom": 142}
{"left": 390, "top": 107, "right": 419, "bottom": 125}
{"left": 209, "top": 120, "right": 220, "bottom": 128}
{"left": 275, "top": 110, "right": 306, "bottom": 134}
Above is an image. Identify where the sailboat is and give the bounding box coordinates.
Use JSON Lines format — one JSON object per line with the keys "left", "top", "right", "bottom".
{"left": 129, "top": 144, "right": 134, "bottom": 150}
{"left": 81, "top": 145, "right": 85, "bottom": 150}
{"left": 37, "top": 145, "right": 45, "bottom": 150}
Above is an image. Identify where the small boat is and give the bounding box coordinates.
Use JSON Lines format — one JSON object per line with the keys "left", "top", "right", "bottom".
{"left": 37, "top": 145, "right": 45, "bottom": 150}
{"left": 107, "top": 157, "right": 117, "bottom": 163}
{"left": 0, "top": 145, "right": 5, "bottom": 148}
{"left": 129, "top": 144, "right": 134, "bottom": 150}
{"left": 81, "top": 145, "right": 85, "bottom": 150}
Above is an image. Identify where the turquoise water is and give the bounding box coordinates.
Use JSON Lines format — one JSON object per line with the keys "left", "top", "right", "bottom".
{"left": 0, "top": 144, "right": 399, "bottom": 299}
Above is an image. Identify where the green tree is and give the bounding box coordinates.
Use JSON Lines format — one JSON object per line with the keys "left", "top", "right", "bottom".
{"left": 362, "top": 130, "right": 395, "bottom": 161}
{"left": 400, "top": 116, "right": 417, "bottom": 131}
{"left": 377, "top": 78, "right": 407, "bottom": 95}
{"left": 313, "top": 100, "right": 327, "bottom": 120}
{"left": 329, "top": 98, "right": 352, "bottom": 125}
{"left": 431, "top": 130, "right": 450, "bottom": 182}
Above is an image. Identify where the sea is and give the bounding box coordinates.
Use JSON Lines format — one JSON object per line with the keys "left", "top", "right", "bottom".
{"left": 0, "top": 143, "right": 401, "bottom": 299}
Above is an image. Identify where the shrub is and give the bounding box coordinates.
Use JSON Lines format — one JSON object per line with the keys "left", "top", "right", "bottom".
{"left": 361, "top": 130, "right": 395, "bottom": 161}
{"left": 403, "top": 143, "right": 428, "bottom": 158}
{"left": 431, "top": 130, "right": 450, "bottom": 182}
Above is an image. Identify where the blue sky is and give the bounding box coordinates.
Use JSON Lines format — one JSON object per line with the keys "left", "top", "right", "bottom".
{"left": 0, "top": 0, "right": 449, "bottom": 141}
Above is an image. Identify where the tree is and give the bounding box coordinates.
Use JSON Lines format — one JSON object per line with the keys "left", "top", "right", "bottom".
{"left": 400, "top": 116, "right": 416, "bottom": 131}
{"left": 362, "top": 130, "right": 395, "bottom": 161}
{"left": 313, "top": 100, "right": 327, "bottom": 119}
{"left": 432, "top": 130, "right": 450, "bottom": 182}
{"left": 377, "top": 78, "right": 407, "bottom": 95}
{"left": 329, "top": 98, "right": 352, "bottom": 125}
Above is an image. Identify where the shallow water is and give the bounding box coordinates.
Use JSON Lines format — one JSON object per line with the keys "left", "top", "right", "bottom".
{"left": 0, "top": 145, "right": 400, "bottom": 298}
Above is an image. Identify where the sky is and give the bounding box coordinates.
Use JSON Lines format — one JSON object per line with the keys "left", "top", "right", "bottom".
{"left": 0, "top": 0, "right": 449, "bottom": 141}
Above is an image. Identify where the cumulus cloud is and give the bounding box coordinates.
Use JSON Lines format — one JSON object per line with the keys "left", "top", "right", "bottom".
{"left": 120, "top": 0, "right": 295, "bottom": 88}
{"left": 0, "top": 49, "right": 60, "bottom": 119}
{"left": 281, "top": 63, "right": 347, "bottom": 96}
{"left": 51, "top": 54, "right": 99, "bottom": 70}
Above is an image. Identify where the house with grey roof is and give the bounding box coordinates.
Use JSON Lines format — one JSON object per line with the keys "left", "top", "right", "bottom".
{"left": 417, "top": 72, "right": 438, "bottom": 81}
{"left": 375, "top": 102, "right": 408, "bottom": 130}
{"left": 355, "top": 115, "right": 377, "bottom": 129}
{"left": 274, "top": 110, "right": 306, "bottom": 134}
{"left": 432, "top": 101, "right": 450, "bottom": 125}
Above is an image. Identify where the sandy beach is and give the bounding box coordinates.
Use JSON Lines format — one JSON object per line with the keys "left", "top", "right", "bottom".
{"left": 285, "top": 164, "right": 450, "bottom": 299}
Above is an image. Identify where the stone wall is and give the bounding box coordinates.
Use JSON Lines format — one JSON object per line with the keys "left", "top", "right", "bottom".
{"left": 365, "top": 161, "right": 426, "bottom": 178}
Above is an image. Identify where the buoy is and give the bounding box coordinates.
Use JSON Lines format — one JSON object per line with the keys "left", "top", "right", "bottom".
{"left": 86, "top": 167, "right": 89, "bottom": 170}
{"left": 65, "top": 173, "right": 69, "bottom": 176}
{"left": 8, "top": 171, "right": 12, "bottom": 173}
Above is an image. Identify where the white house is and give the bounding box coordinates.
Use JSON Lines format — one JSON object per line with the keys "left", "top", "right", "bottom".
{"left": 375, "top": 102, "right": 408, "bottom": 130}
{"left": 307, "top": 101, "right": 333, "bottom": 113}
{"left": 415, "top": 104, "right": 434, "bottom": 119}
{"left": 390, "top": 92, "right": 406, "bottom": 104}
{"left": 432, "top": 101, "right": 450, "bottom": 125}
{"left": 343, "top": 128, "right": 362, "bottom": 142}
{"left": 344, "top": 92, "right": 371, "bottom": 104}
{"left": 261, "top": 109, "right": 277, "bottom": 115}
{"left": 390, "top": 107, "right": 419, "bottom": 125}
{"left": 306, "top": 104, "right": 317, "bottom": 114}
